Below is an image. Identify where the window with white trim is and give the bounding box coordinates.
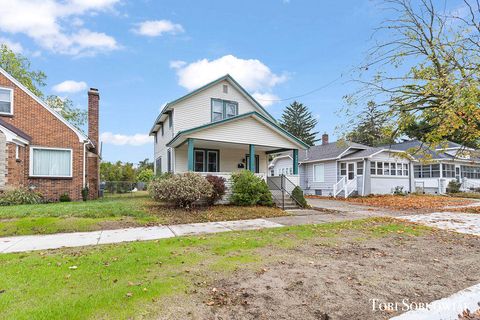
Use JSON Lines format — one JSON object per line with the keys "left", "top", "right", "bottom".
{"left": 314, "top": 164, "right": 325, "bottom": 182}
{"left": 414, "top": 164, "right": 440, "bottom": 178}
{"left": 30, "top": 147, "right": 72, "bottom": 177}
{"left": 0, "top": 87, "right": 13, "bottom": 115}
{"left": 442, "top": 164, "right": 455, "bottom": 178}
{"left": 357, "top": 161, "right": 363, "bottom": 175}
{"left": 370, "top": 161, "right": 409, "bottom": 177}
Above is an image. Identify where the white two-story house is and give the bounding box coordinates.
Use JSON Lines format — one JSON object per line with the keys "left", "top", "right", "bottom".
{"left": 149, "top": 75, "right": 308, "bottom": 185}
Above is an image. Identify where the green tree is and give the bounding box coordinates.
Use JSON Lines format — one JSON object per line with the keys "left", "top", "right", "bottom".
{"left": 0, "top": 44, "right": 46, "bottom": 98}
{"left": 280, "top": 101, "right": 319, "bottom": 146}
{"left": 137, "top": 168, "right": 154, "bottom": 182}
{"left": 100, "top": 161, "right": 136, "bottom": 182}
{"left": 347, "top": 0, "right": 480, "bottom": 149}
{"left": 45, "top": 95, "right": 87, "bottom": 129}
{"left": 345, "top": 101, "right": 395, "bottom": 147}
{"left": 137, "top": 158, "right": 154, "bottom": 172}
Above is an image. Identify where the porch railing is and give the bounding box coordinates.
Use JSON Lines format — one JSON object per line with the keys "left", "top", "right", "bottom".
{"left": 332, "top": 177, "right": 346, "bottom": 198}
{"left": 461, "top": 178, "right": 480, "bottom": 192}
{"left": 345, "top": 176, "right": 358, "bottom": 198}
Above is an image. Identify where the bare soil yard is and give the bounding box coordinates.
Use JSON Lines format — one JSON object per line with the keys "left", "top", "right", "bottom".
{"left": 160, "top": 220, "right": 480, "bottom": 320}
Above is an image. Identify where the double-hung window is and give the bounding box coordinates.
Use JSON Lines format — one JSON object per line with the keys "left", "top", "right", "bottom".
{"left": 30, "top": 147, "right": 72, "bottom": 178}
{"left": 211, "top": 99, "right": 238, "bottom": 122}
{"left": 0, "top": 87, "right": 13, "bottom": 115}
{"left": 194, "top": 149, "right": 219, "bottom": 172}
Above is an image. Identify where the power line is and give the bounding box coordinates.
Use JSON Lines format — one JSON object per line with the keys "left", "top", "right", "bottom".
{"left": 255, "top": 73, "right": 344, "bottom": 102}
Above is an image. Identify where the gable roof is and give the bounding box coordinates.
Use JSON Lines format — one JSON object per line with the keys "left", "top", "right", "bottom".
{"left": 150, "top": 74, "right": 276, "bottom": 135}
{"left": 382, "top": 140, "right": 473, "bottom": 160}
{"left": 0, "top": 118, "right": 32, "bottom": 142}
{"left": 299, "top": 141, "right": 369, "bottom": 162}
{"left": 166, "top": 111, "right": 309, "bottom": 149}
{"left": 0, "top": 67, "right": 90, "bottom": 143}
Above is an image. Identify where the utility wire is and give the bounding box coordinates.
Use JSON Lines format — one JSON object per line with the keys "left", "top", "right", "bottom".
{"left": 255, "top": 73, "right": 345, "bottom": 102}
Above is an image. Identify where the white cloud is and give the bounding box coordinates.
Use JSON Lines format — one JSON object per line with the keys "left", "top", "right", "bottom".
{"left": 0, "top": 0, "right": 120, "bottom": 56}
{"left": 101, "top": 132, "right": 152, "bottom": 146}
{"left": 170, "top": 54, "right": 287, "bottom": 92}
{"left": 0, "top": 37, "right": 24, "bottom": 53}
{"left": 251, "top": 92, "right": 280, "bottom": 107}
{"left": 169, "top": 60, "right": 186, "bottom": 69}
{"left": 52, "top": 80, "right": 87, "bottom": 93}
{"left": 133, "top": 20, "right": 184, "bottom": 37}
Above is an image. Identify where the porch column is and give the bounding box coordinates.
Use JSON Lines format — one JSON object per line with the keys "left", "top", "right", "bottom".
{"left": 249, "top": 144, "right": 255, "bottom": 172}
{"left": 292, "top": 149, "right": 299, "bottom": 175}
{"left": 187, "top": 138, "right": 195, "bottom": 171}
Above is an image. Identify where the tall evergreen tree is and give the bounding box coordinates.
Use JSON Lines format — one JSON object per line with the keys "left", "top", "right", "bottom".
{"left": 280, "top": 101, "right": 319, "bottom": 146}
{"left": 345, "top": 101, "right": 394, "bottom": 147}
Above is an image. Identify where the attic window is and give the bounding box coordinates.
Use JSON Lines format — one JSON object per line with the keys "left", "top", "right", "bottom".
{"left": 0, "top": 87, "right": 13, "bottom": 115}
{"left": 223, "top": 85, "right": 228, "bottom": 93}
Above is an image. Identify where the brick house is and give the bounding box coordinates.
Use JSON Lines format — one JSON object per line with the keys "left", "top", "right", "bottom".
{"left": 0, "top": 67, "right": 100, "bottom": 201}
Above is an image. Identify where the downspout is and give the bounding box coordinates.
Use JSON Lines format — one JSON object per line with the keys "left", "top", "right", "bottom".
{"left": 82, "top": 141, "right": 87, "bottom": 188}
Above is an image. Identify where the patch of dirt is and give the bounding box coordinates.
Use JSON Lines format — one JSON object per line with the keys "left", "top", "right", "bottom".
{"left": 96, "top": 218, "right": 156, "bottom": 230}
{"left": 161, "top": 229, "right": 480, "bottom": 319}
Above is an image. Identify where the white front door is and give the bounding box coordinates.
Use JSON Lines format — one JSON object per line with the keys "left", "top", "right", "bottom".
{"left": 347, "top": 162, "right": 355, "bottom": 180}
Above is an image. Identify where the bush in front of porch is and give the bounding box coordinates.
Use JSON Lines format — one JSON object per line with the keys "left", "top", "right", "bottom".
{"left": 149, "top": 172, "right": 213, "bottom": 208}
{"left": 230, "top": 170, "right": 273, "bottom": 206}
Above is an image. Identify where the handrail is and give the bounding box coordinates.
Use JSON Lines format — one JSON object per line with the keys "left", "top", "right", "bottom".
{"left": 267, "top": 175, "right": 304, "bottom": 208}
{"left": 345, "top": 176, "right": 358, "bottom": 198}
{"left": 461, "top": 178, "right": 480, "bottom": 191}
{"left": 333, "top": 177, "right": 346, "bottom": 198}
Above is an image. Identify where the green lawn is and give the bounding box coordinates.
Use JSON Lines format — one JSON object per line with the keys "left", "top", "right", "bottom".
{"left": 0, "top": 193, "right": 287, "bottom": 237}
{"left": 0, "top": 218, "right": 428, "bottom": 319}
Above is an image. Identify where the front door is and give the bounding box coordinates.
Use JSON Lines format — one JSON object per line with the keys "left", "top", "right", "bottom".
{"left": 347, "top": 163, "right": 355, "bottom": 180}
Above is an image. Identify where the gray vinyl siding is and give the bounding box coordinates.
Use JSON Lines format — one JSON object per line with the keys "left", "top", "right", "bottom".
{"left": 301, "top": 160, "right": 337, "bottom": 196}
{"left": 271, "top": 157, "right": 293, "bottom": 176}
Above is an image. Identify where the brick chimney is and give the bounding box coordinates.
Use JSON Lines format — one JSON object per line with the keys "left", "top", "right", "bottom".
{"left": 88, "top": 88, "right": 99, "bottom": 153}
{"left": 322, "top": 133, "right": 329, "bottom": 145}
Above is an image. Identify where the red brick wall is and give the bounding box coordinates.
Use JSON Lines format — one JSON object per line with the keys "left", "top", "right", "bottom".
{"left": 0, "top": 73, "right": 98, "bottom": 201}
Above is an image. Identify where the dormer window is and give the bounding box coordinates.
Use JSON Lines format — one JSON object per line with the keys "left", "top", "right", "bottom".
{"left": 211, "top": 99, "right": 238, "bottom": 122}
{"left": 0, "top": 87, "right": 13, "bottom": 115}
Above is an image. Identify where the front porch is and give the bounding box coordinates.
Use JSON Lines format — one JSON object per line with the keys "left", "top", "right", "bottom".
{"left": 173, "top": 138, "right": 299, "bottom": 180}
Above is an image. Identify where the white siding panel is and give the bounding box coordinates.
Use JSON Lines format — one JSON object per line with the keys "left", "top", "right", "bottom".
{"left": 173, "top": 80, "right": 259, "bottom": 133}
{"left": 188, "top": 117, "right": 299, "bottom": 149}
{"left": 370, "top": 177, "right": 410, "bottom": 194}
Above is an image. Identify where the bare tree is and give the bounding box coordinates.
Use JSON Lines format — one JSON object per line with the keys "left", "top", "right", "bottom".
{"left": 346, "top": 0, "right": 480, "bottom": 148}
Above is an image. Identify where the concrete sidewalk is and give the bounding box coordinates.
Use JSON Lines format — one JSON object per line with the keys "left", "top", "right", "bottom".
{"left": 0, "top": 219, "right": 284, "bottom": 254}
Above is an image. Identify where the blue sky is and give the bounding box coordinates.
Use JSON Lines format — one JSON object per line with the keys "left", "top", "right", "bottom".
{"left": 0, "top": 0, "right": 464, "bottom": 164}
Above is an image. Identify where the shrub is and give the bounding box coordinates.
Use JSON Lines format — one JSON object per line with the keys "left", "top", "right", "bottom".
{"left": 205, "top": 175, "right": 226, "bottom": 205}
{"left": 81, "top": 187, "right": 89, "bottom": 201}
{"left": 392, "top": 186, "right": 407, "bottom": 196}
{"left": 230, "top": 170, "right": 273, "bottom": 206}
{"left": 292, "top": 186, "right": 308, "bottom": 207}
{"left": 59, "top": 193, "right": 71, "bottom": 202}
{"left": 148, "top": 172, "right": 213, "bottom": 208}
{"left": 447, "top": 180, "right": 461, "bottom": 193}
{"left": 0, "top": 188, "right": 43, "bottom": 206}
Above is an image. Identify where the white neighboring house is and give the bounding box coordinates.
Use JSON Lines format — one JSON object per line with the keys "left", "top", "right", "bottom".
{"left": 150, "top": 74, "right": 308, "bottom": 198}
{"left": 268, "top": 154, "right": 294, "bottom": 177}
{"left": 270, "top": 135, "right": 480, "bottom": 197}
